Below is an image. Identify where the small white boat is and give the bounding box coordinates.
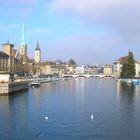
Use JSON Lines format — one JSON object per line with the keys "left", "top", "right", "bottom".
{"left": 127, "top": 80, "right": 132, "bottom": 84}
{"left": 30, "top": 81, "right": 40, "bottom": 88}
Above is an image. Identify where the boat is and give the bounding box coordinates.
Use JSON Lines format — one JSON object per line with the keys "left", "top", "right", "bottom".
{"left": 127, "top": 79, "right": 132, "bottom": 84}
{"left": 30, "top": 81, "right": 40, "bottom": 88}
{"left": 51, "top": 76, "right": 60, "bottom": 81}
{"left": 131, "top": 80, "right": 140, "bottom": 85}
{"left": 127, "top": 79, "right": 140, "bottom": 85}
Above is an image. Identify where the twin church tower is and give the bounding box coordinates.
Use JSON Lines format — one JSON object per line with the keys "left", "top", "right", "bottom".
{"left": 16, "top": 22, "right": 41, "bottom": 64}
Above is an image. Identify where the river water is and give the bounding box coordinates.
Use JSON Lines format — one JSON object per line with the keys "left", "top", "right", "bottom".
{"left": 0, "top": 78, "right": 140, "bottom": 140}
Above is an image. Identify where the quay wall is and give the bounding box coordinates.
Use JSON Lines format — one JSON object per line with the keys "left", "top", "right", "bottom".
{"left": 0, "top": 82, "right": 28, "bottom": 95}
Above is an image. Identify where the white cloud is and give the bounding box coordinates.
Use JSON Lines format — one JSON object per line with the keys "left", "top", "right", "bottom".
{"left": 49, "top": 0, "right": 140, "bottom": 37}
{"left": 0, "top": 0, "right": 39, "bottom": 17}
{"left": 31, "top": 0, "right": 140, "bottom": 64}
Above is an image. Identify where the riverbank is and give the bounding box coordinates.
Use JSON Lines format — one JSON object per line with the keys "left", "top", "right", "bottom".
{"left": 0, "top": 81, "right": 28, "bottom": 95}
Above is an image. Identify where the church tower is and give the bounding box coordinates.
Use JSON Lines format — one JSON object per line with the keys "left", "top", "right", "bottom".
{"left": 2, "top": 41, "right": 14, "bottom": 74}
{"left": 35, "top": 41, "right": 41, "bottom": 64}
{"left": 19, "top": 22, "right": 28, "bottom": 64}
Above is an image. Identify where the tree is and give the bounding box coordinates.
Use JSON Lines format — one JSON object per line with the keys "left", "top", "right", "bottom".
{"left": 68, "top": 59, "right": 77, "bottom": 65}
{"left": 120, "top": 51, "right": 135, "bottom": 78}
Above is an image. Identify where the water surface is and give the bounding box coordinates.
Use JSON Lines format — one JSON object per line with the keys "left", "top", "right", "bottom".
{"left": 0, "top": 78, "right": 140, "bottom": 140}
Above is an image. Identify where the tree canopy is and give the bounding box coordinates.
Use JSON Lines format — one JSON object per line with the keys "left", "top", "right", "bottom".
{"left": 68, "top": 59, "right": 77, "bottom": 65}
{"left": 120, "top": 51, "right": 135, "bottom": 78}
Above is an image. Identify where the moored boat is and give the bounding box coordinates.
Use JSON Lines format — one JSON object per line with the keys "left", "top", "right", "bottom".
{"left": 127, "top": 79, "right": 132, "bottom": 84}
{"left": 30, "top": 81, "right": 40, "bottom": 88}
{"left": 131, "top": 80, "right": 140, "bottom": 85}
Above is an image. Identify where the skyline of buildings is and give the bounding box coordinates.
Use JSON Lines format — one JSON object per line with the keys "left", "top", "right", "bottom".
{"left": 1, "top": 22, "right": 139, "bottom": 68}
{"left": 0, "top": 38, "right": 140, "bottom": 79}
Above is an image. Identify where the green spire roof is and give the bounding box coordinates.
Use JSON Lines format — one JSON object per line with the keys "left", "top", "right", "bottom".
{"left": 21, "top": 22, "right": 25, "bottom": 45}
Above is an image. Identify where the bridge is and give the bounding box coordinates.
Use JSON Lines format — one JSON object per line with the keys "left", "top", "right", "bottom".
{"left": 62, "top": 74, "right": 114, "bottom": 78}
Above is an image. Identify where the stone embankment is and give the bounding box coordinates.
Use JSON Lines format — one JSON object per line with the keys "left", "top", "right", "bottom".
{"left": 0, "top": 82, "right": 28, "bottom": 95}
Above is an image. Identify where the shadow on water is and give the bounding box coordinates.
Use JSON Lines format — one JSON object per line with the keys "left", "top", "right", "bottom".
{"left": 115, "top": 80, "right": 140, "bottom": 139}
{"left": 117, "top": 80, "right": 135, "bottom": 103}
{"left": 9, "top": 89, "right": 29, "bottom": 96}
{"left": 116, "top": 80, "right": 136, "bottom": 118}
{"left": 0, "top": 89, "right": 29, "bottom": 111}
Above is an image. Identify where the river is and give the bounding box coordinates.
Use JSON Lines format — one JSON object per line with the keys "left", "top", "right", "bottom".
{"left": 0, "top": 78, "right": 140, "bottom": 140}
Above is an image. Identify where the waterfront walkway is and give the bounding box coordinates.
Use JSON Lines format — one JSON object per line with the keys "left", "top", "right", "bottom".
{"left": 62, "top": 74, "right": 114, "bottom": 78}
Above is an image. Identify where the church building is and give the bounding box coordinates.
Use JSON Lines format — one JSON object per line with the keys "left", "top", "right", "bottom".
{"left": 35, "top": 41, "right": 41, "bottom": 64}
{"left": 16, "top": 22, "right": 28, "bottom": 64}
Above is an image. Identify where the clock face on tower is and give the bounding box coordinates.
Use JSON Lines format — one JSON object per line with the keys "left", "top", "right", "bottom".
{"left": 20, "top": 45, "right": 26, "bottom": 56}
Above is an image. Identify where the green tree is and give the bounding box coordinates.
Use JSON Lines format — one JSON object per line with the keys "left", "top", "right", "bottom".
{"left": 120, "top": 51, "right": 135, "bottom": 78}
{"left": 68, "top": 59, "right": 77, "bottom": 65}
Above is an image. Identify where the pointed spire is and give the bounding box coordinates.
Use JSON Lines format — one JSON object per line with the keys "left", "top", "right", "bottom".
{"left": 21, "top": 22, "right": 25, "bottom": 45}
{"left": 35, "top": 41, "right": 40, "bottom": 50}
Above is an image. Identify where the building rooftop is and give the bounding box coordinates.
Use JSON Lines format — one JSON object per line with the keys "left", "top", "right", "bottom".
{"left": 0, "top": 51, "right": 9, "bottom": 59}
{"left": 118, "top": 56, "right": 139, "bottom": 64}
{"left": 2, "top": 41, "right": 14, "bottom": 46}
{"left": 104, "top": 64, "right": 112, "bottom": 68}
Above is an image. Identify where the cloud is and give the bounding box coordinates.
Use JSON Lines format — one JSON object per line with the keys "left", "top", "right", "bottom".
{"left": 42, "top": 33, "right": 124, "bottom": 64}
{"left": 0, "top": 0, "right": 36, "bottom": 5}
{"left": 47, "top": 0, "right": 140, "bottom": 64}
{"left": 0, "top": 0, "right": 39, "bottom": 17}
{"left": 49, "top": 0, "right": 140, "bottom": 40}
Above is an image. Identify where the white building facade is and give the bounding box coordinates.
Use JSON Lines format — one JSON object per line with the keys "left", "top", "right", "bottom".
{"left": 75, "top": 66, "right": 85, "bottom": 74}
{"left": 103, "top": 64, "right": 113, "bottom": 76}
{"left": 113, "top": 57, "right": 140, "bottom": 78}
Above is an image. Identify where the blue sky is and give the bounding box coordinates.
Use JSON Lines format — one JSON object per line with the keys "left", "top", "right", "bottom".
{"left": 0, "top": 0, "right": 140, "bottom": 65}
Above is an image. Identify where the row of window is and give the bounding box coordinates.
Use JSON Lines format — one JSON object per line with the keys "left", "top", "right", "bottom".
{"left": 0, "top": 59, "right": 8, "bottom": 71}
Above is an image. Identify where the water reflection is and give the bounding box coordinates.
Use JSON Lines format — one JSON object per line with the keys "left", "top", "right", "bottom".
{"left": 75, "top": 77, "right": 86, "bottom": 96}
{"left": 117, "top": 80, "right": 135, "bottom": 105}
{"left": 0, "top": 96, "right": 9, "bottom": 107}
{"left": 0, "top": 96, "right": 10, "bottom": 118}
{"left": 116, "top": 80, "right": 135, "bottom": 134}
{"left": 1, "top": 79, "right": 140, "bottom": 139}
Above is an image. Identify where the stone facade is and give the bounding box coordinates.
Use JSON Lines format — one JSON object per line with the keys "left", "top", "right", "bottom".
{"left": 66, "top": 65, "right": 75, "bottom": 74}
{"left": 75, "top": 66, "right": 85, "bottom": 74}
{"left": 0, "top": 82, "right": 28, "bottom": 95}
{"left": 0, "top": 52, "right": 9, "bottom": 72}
{"left": 2, "top": 42, "right": 14, "bottom": 74}
{"left": 103, "top": 64, "right": 113, "bottom": 76}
